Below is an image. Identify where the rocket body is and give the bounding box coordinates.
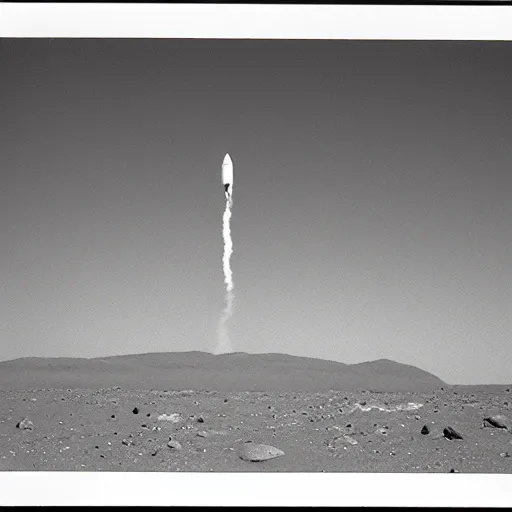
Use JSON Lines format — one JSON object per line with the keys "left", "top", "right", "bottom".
{"left": 222, "top": 153, "right": 233, "bottom": 200}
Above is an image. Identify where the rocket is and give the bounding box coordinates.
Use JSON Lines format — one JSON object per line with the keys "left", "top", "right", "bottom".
{"left": 221, "top": 153, "right": 233, "bottom": 201}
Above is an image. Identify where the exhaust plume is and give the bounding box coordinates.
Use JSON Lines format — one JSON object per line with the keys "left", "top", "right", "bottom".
{"left": 216, "top": 197, "right": 234, "bottom": 354}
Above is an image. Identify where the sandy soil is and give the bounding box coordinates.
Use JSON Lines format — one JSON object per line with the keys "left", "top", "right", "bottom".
{"left": 1, "top": 386, "right": 511, "bottom": 472}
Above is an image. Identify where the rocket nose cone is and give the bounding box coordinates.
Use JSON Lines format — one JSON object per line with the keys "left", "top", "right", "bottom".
{"left": 223, "top": 153, "right": 232, "bottom": 165}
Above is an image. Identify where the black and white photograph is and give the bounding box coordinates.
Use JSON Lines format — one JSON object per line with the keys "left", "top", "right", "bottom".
{"left": 1, "top": 2, "right": 511, "bottom": 507}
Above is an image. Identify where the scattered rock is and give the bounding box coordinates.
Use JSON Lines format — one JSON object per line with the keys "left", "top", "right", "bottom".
{"left": 167, "top": 439, "right": 183, "bottom": 450}
{"left": 421, "top": 425, "right": 430, "bottom": 435}
{"left": 158, "top": 413, "right": 183, "bottom": 423}
{"left": 342, "top": 434, "right": 358, "bottom": 445}
{"left": 349, "top": 402, "right": 423, "bottom": 413}
{"left": 443, "top": 426, "right": 463, "bottom": 440}
{"left": 16, "top": 418, "right": 33, "bottom": 430}
{"left": 328, "top": 435, "right": 358, "bottom": 449}
{"left": 239, "top": 442, "right": 284, "bottom": 462}
{"left": 483, "top": 415, "right": 510, "bottom": 430}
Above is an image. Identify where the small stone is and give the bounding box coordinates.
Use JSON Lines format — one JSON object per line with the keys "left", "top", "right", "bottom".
{"left": 376, "top": 427, "right": 388, "bottom": 435}
{"left": 500, "top": 452, "right": 511, "bottom": 458}
{"left": 239, "top": 442, "right": 284, "bottom": 462}
{"left": 329, "top": 435, "right": 357, "bottom": 449}
{"left": 158, "top": 413, "right": 183, "bottom": 423}
{"left": 483, "top": 415, "right": 510, "bottom": 430}
{"left": 421, "top": 425, "right": 430, "bottom": 435}
{"left": 167, "top": 440, "right": 183, "bottom": 450}
{"left": 443, "top": 426, "right": 463, "bottom": 440}
{"left": 133, "top": 407, "right": 139, "bottom": 414}
{"left": 197, "top": 416, "right": 205, "bottom": 423}
{"left": 197, "top": 431, "right": 209, "bottom": 438}
{"left": 16, "top": 418, "right": 33, "bottom": 430}
{"left": 449, "top": 468, "right": 459, "bottom": 473}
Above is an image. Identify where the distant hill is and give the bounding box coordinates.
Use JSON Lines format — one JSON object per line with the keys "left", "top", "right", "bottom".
{"left": 0, "top": 351, "right": 446, "bottom": 392}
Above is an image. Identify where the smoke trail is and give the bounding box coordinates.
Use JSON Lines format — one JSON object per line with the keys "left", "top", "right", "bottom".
{"left": 216, "top": 197, "right": 234, "bottom": 354}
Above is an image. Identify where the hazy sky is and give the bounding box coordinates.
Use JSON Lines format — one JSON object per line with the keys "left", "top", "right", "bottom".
{"left": 1, "top": 39, "right": 510, "bottom": 384}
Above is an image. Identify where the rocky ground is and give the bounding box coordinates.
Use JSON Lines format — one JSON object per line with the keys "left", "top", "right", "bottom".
{"left": 1, "top": 386, "right": 511, "bottom": 472}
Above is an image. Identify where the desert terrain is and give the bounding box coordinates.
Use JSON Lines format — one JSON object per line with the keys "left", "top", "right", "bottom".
{"left": 0, "top": 352, "right": 510, "bottom": 472}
